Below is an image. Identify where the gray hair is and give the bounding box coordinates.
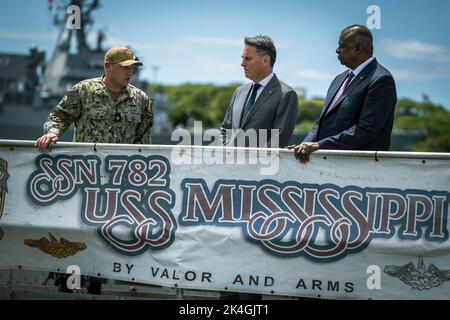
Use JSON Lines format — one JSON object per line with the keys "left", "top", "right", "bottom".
{"left": 244, "top": 35, "right": 277, "bottom": 67}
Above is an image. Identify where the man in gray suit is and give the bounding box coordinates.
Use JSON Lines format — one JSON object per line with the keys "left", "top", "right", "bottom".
{"left": 220, "top": 35, "right": 298, "bottom": 148}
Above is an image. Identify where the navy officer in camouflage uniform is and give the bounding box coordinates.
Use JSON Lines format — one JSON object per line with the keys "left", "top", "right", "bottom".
{"left": 35, "top": 47, "right": 153, "bottom": 151}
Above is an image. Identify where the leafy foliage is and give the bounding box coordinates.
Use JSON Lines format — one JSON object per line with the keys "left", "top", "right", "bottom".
{"left": 295, "top": 99, "right": 323, "bottom": 133}
{"left": 149, "top": 84, "right": 450, "bottom": 152}
{"left": 394, "top": 99, "right": 450, "bottom": 152}
{"left": 150, "top": 83, "right": 239, "bottom": 128}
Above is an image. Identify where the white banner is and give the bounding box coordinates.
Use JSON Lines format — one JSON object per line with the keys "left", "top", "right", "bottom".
{"left": 0, "top": 140, "right": 449, "bottom": 299}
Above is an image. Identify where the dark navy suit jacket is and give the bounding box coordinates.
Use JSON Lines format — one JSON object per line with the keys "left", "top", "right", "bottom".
{"left": 303, "top": 59, "right": 397, "bottom": 150}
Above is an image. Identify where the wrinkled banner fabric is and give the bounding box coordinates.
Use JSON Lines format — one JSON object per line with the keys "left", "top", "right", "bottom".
{"left": 0, "top": 141, "right": 449, "bottom": 299}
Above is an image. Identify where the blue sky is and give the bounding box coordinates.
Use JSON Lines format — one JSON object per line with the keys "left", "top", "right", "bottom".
{"left": 1, "top": 0, "right": 450, "bottom": 108}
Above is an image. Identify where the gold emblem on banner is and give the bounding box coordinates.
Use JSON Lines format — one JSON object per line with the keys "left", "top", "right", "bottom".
{"left": 24, "top": 233, "right": 87, "bottom": 258}
{"left": 0, "top": 158, "right": 9, "bottom": 241}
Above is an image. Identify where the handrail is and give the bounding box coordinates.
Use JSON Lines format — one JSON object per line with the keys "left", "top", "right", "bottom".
{"left": 1, "top": 139, "right": 450, "bottom": 160}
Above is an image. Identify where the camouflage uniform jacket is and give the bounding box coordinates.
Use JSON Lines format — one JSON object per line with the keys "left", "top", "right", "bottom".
{"left": 44, "top": 77, "right": 153, "bottom": 144}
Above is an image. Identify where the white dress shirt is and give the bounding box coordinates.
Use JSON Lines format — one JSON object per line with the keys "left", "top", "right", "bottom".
{"left": 253, "top": 72, "right": 274, "bottom": 101}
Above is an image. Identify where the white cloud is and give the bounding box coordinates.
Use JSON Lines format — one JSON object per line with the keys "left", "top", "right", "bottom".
{"left": 182, "top": 36, "right": 242, "bottom": 47}
{"left": 182, "top": 36, "right": 292, "bottom": 50}
{"left": 380, "top": 39, "right": 450, "bottom": 63}
{"left": 390, "top": 67, "right": 450, "bottom": 81}
{"left": 0, "top": 30, "right": 57, "bottom": 41}
{"left": 92, "top": 34, "right": 156, "bottom": 52}
{"left": 295, "top": 69, "right": 335, "bottom": 81}
{"left": 191, "top": 56, "right": 238, "bottom": 72}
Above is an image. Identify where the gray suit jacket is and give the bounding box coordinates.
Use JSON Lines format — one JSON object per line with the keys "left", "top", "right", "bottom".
{"left": 220, "top": 74, "right": 298, "bottom": 148}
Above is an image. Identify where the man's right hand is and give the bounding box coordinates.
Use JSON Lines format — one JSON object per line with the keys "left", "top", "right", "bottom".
{"left": 286, "top": 142, "right": 320, "bottom": 163}
{"left": 35, "top": 133, "right": 59, "bottom": 151}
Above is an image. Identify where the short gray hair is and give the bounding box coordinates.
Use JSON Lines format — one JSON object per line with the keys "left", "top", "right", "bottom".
{"left": 244, "top": 35, "right": 277, "bottom": 67}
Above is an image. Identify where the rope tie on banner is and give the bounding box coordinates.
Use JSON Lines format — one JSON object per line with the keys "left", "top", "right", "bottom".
{"left": 93, "top": 143, "right": 97, "bottom": 152}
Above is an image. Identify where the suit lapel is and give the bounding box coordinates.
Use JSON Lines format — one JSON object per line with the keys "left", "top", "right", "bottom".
{"left": 320, "top": 72, "right": 347, "bottom": 119}
{"left": 340, "top": 60, "right": 376, "bottom": 96}
{"left": 232, "top": 83, "right": 252, "bottom": 129}
{"left": 321, "top": 59, "right": 377, "bottom": 118}
{"left": 241, "top": 75, "right": 278, "bottom": 128}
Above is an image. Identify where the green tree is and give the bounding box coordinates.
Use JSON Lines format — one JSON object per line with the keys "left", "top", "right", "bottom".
{"left": 394, "top": 99, "right": 450, "bottom": 152}
{"left": 295, "top": 99, "right": 324, "bottom": 133}
{"left": 150, "top": 84, "right": 450, "bottom": 152}
{"left": 150, "top": 83, "right": 239, "bottom": 128}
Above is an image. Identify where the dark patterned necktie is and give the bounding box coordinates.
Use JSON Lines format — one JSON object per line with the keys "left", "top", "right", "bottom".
{"left": 240, "top": 83, "right": 262, "bottom": 126}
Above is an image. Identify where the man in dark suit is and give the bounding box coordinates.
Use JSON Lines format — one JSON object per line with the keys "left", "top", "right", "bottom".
{"left": 289, "top": 24, "right": 397, "bottom": 162}
{"left": 220, "top": 35, "right": 298, "bottom": 148}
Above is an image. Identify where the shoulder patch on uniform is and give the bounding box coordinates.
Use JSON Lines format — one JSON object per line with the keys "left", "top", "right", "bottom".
{"left": 147, "top": 99, "right": 154, "bottom": 113}
{"left": 66, "top": 89, "right": 80, "bottom": 104}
